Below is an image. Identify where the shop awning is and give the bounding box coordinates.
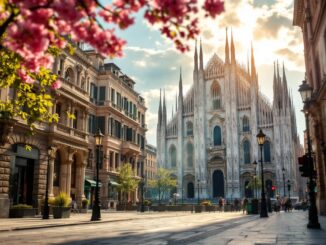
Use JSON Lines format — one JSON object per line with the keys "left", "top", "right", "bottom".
{"left": 85, "top": 179, "right": 102, "bottom": 187}
{"left": 109, "top": 180, "right": 120, "bottom": 187}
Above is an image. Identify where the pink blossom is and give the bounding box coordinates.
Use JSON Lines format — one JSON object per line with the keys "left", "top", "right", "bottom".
{"left": 51, "top": 79, "right": 62, "bottom": 90}
{"left": 18, "top": 69, "right": 34, "bottom": 84}
{"left": 203, "top": 0, "right": 224, "bottom": 18}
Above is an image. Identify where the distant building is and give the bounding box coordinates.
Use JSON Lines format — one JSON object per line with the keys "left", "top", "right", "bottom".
{"left": 293, "top": 0, "right": 326, "bottom": 215}
{"left": 145, "top": 144, "right": 157, "bottom": 180}
{"left": 157, "top": 30, "right": 301, "bottom": 201}
{"left": 0, "top": 42, "right": 147, "bottom": 217}
{"left": 144, "top": 144, "right": 157, "bottom": 199}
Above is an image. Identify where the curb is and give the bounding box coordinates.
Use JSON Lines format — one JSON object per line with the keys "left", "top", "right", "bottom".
{"left": 0, "top": 212, "right": 206, "bottom": 232}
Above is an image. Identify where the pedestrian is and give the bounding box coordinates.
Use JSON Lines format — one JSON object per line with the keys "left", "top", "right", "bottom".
{"left": 234, "top": 198, "right": 240, "bottom": 212}
{"left": 218, "top": 197, "right": 223, "bottom": 212}
{"left": 242, "top": 198, "right": 248, "bottom": 214}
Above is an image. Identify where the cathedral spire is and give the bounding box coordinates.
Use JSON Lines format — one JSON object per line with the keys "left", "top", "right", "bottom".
{"left": 194, "top": 40, "right": 198, "bottom": 71}
{"left": 163, "top": 89, "right": 167, "bottom": 122}
{"left": 158, "top": 89, "right": 162, "bottom": 126}
{"left": 247, "top": 50, "right": 250, "bottom": 75}
{"left": 230, "top": 28, "right": 236, "bottom": 64}
{"left": 251, "top": 42, "right": 256, "bottom": 78}
{"left": 175, "top": 92, "right": 178, "bottom": 111}
{"left": 282, "top": 61, "right": 289, "bottom": 108}
{"left": 199, "top": 38, "right": 204, "bottom": 70}
{"left": 225, "top": 27, "right": 230, "bottom": 65}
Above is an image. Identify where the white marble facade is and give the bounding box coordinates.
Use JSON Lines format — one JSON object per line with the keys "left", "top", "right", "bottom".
{"left": 156, "top": 30, "right": 300, "bottom": 201}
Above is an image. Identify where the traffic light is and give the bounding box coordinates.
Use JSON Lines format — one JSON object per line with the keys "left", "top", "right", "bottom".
{"left": 271, "top": 186, "right": 276, "bottom": 191}
{"left": 298, "top": 154, "right": 314, "bottom": 177}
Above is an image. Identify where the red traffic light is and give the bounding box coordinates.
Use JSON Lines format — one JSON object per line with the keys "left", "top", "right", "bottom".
{"left": 271, "top": 186, "right": 276, "bottom": 191}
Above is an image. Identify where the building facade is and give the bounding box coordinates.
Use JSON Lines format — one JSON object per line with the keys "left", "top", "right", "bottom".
{"left": 144, "top": 144, "right": 157, "bottom": 199}
{"left": 293, "top": 0, "right": 326, "bottom": 215}
{"left": 157, "top": 30, "right": 301, "bottom": 201}
{"left": 145, "top": 144, "right": 157, "bottom": 181}
{"left": 0, "top": 42, "right": 147, "bottom": 217}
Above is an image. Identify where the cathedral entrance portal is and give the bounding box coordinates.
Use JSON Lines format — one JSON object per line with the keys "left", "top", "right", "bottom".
{"left": 212, "top": 170, "right": 224, "bottom": 198}
{"left": 187, "top": 182, "right": 194, "bottom": 198}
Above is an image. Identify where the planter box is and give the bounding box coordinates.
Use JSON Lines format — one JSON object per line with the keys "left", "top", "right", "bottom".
{"left": 53, "top": 207, "right": 71, "bottom": 219}
{"left": 9, "top": 208, "right": 37, "bottom": 218}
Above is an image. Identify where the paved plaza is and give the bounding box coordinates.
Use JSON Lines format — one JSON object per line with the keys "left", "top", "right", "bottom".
{"left": 0, "top": 211, "right": 325, "bottom": 244}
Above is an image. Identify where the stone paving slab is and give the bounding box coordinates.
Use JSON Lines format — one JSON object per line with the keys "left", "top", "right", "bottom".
{"left": 188, "top": 211, "right": 326, "bottom": 245}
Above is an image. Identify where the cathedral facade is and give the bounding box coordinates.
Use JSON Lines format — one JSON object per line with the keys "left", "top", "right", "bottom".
{"left": 156, "top": 30, "right": 301, "bottom": 201}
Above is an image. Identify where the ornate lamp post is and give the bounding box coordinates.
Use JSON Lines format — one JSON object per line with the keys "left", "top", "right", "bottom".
{"left": 282, "top": 167, "right": 286, "bottom": 197}
{"left": 43, "top": 146, "right": 56, "bottom": 219}
{"left": 91, "top": 128, "right": 104, "bottom": 221}
{"left": 287, "top": 180, "right": 291, "bottom": 201}
{"left": 256, "top": 129, "right": 268, "bottom": 218}
{"left": 298, "top": 80, "right": 320, "bottom": 229}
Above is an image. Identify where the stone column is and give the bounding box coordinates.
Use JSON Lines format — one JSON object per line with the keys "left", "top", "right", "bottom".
{"left": 53, "top": 58, "right": 58, "bottom": 74}
{"left": 0, "top": 145, "right": 11, "bottom": 218}
{"left": 76, "top": 160, "right": 87, "bottom": 207}
{"left": 66, "top": 160, "right": 72, "bottom": 197}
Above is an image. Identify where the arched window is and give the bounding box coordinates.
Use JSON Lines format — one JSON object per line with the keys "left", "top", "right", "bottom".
{"left": 170, "top": 145, "right": 177, "bottom": 167}
{"left": 264, "top": 141, "right": 271, "bottom": 162}
{"left": 186, "top": 121, "right": 193, "bottom": 136}
{"left": 211, "top": 81, "right": 221, "bottom": 109}
{"left": 213, "top": 126, "right": 222, "bottom": 146}
{"left": 243, "top": 116, "right": 250, "bottom": 132}
{"left": 65, "top": 68, "right": 75, "bottom": 83}
{"left": 71, "top": 155, "right": 77, "bottom": 188}
{"left": 187, "top": 143, "right": 193, "bottom": 167}
{"left": 53, "top": 151, "right": 61, "bottom": 187}
{"left": 243, "top": 140, "right": 251, "bottom": 164}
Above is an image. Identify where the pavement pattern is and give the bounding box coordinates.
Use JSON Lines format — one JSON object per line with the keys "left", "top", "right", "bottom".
{"left": 0, "top": 211, "right": 325, "bottom": 245}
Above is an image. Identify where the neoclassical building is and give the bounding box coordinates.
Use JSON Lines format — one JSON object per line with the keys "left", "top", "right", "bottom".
{"left": 293, "top": 0, "right": 326, "bottom": 215}
{"left": 0, "top": 42, "right": 147, "bottom": 217}
{"left": 157, "top": 30, "right": 301, "bottom": 201}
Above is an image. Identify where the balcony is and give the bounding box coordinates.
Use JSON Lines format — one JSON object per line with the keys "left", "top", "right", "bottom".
{"left": 121, "top": 141, "right": 141, "bottom": 155}
{"left": 52, "top": 123, "right": 89, "bottom": 142}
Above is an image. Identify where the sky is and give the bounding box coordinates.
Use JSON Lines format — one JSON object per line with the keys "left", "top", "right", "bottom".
{"left": 109, "top": 0, "right": 306, "bottom": 147}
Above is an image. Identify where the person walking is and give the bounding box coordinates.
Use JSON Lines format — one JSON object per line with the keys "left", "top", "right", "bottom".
{"left": 218, "top": 197, "right": 224, "bottom": 212}
{"left": 242, "top": 198, "right": 248, "bottom": 214}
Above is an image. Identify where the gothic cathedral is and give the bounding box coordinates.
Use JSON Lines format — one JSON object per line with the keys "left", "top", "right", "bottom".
{"left": 156, "top": 29, "right": 300, "bottom": 200}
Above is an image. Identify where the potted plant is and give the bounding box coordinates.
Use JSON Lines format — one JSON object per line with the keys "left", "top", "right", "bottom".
{"left": 9, "top": 204, "right": 37, "bottom": 218}
{"left": 143, "top": 199, "right": 151, "bottom": 212}
{"left": 81, "top": 199, "right": 90, "bottom": 213}
{"left": 52, "top": 192, "right": 71, "bottom": 219}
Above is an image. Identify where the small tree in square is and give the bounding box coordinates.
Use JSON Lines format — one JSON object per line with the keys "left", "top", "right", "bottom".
{"left": 117, "top": 163, "right": 139, "bottom": 209}
{"left": 149, "top": 168, "right": 177, "bottom": 204}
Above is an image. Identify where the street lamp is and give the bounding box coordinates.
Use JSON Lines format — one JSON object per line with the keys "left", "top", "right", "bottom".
{"left": 256, "top": 129, "right": 268, "bottom": 218}
{"left": 43, "top": 146, "right": 56, "bottom": 219}
{"left": 298, "top": 80, "right": 320, "bottom": 229}
{"left": 91, "top": 128, "right": 104, "bottom": 221}
{"left": 287, "top": 180, "right": 291, "bottom": 201}
{"left": 282, "top": 167, "right": 286, "bottom": 197}
{"left": 252, "top": 160, "right": 258, "bottom": 198}
{"left": 197, "top": 179, "right": 200, "bottom": 205}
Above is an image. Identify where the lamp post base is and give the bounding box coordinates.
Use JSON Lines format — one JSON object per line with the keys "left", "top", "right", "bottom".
{"left": 91, "top": 205, "right": 101, "bottom": 221}
{"left": 307, "top": 222, "right": 321, "bottom": 229}
{"left": 260, "top": 197, "right": 269, "bottom": 218}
